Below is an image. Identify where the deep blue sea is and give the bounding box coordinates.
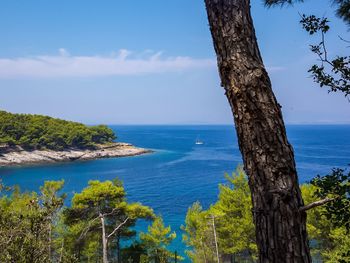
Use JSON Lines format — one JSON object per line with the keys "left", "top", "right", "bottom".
{"left": 1, "top": 125, "right": 349, "bottom": 261}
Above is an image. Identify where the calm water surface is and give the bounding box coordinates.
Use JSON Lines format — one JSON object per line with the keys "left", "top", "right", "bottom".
{"left": 1, "top": 125, "right": 349, "bottom": 260}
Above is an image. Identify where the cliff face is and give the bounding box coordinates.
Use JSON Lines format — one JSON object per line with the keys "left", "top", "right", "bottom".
{"left": 0, "top": 142, "right": 151, "bottom": 167}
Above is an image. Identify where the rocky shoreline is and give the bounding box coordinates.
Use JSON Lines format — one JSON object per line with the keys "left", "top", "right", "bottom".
{"left": 0, "top": 143, "right": 152, "bottom": 167}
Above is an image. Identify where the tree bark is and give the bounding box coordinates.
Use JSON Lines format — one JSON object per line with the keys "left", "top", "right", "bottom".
{"left": 204, "top": 1, "right": 312, "bottom": 262}
{"left": 100, "top": 214, "right": 108, "bottom": 263}
{"left": 299, "top": 197, "right": 334, "bottom": 212}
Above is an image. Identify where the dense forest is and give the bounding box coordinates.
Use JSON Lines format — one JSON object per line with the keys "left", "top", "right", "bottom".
{"left": 0, "top": 111, "right": 116, "bottom": 150}
{"left": 0, "top": 178, "right": 179, "bottom": 263}
{"left": 1, "top": 168, "right": 349, "bottom": 263}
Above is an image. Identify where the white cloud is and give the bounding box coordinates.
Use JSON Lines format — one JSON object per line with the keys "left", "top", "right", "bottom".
{"left": 0, "top": 49, "right": 215, "bottom": 78}
{"left": 58, "top": 48, "right": 70, "bottom": 57}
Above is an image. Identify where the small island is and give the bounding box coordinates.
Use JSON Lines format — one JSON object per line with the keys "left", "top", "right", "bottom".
{"left": 0, "top": 110, "right": 151, "bottom": 167}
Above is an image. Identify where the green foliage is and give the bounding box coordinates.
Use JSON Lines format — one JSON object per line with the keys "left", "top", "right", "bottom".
{"left": 71, "top": 180, "right": 125, "bottom": 210}
{"left": 299, "top": 15, "right": 350, "bottom": 97}
{"left": 300, "top": 184, "right": 333, "bottom": 259}
{"left": 322, "top": 227, "right": 350, "bottom": 263}
{"left": 301, "top": 179, "right": 350, "bottom": 263}
{"left": 0, "top": 177, "right": 176, "bottom": 263}
{"left": 334, "top": 0, "right": 350, "bottom": 25}
{"left": 62, "top": 179, "right": 154, "bottom": 262}
{"left": 0, "top": 180, "right": 65, "bottom": 262}
{"left": 300, "top": 15, "right": 330, "bottom": 34}
{"left": 264, "top": 1, "right": 350, "bottom": 258}
{"left": 210, "top": 171, "right": 257, "bottom": 258}
{"left": 140, "top": 216, "right": 178, "bottom": 263}
{"left": 182, "top": 202, "right": 216, "bottom": 263}
{"left": 0, "top": 110, "right": 116, "bottom": 150}
{"left": 182, "top": 167, "right": 256, "bottom": 262}
{"left": 311, "top": 168, "right": 350, "bottom": 230}
{"left": 263, "top": 1, "right": 350, "bottom": 97}
{"left": 121, "top": 242, "right": 148, "bottom": 263}
{"left": 264, "top": 0, "right": 350, "bottom": 25}
{"left": 3, "top": 170, "right": 348, "bottom": 262}
{"left": 183, "top": 167, "right": 350, "bottom": 262}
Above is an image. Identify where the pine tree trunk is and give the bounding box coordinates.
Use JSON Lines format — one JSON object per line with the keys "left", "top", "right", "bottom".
{"left": 204, "top": 1, "right": 312, "bottom": 262}
{"left": 100, "top": 214, "right": 109, "bottom": 263}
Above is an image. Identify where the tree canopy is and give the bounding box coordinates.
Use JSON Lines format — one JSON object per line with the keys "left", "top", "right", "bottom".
{"left": 182, "top": 168, "right": 257, "bottom": 262}
{"left": 62, "top": 179, "right": 154, "bottom": 263}
{"left": 264, "top": 1, "right": 350, "bottom": 99}
{"left": 140, "top": 217, "right": 178, "bottom": 263}
{"left": 182, "top": 168, "right": 350, "bottom": 262}
{"left": 264, "top": 0, "right": 350, "bottom": 25}
{"left": 0, "top": 178, "right": 180, "bottom": 263}
{"left": 0, "top": 110, "right": 116, "bottom": 150}
{"left": 0, "top": 180, "right": 65, "bottom": 262}
{"left": 299, "top": 15, "right": 350, "bottom": 97}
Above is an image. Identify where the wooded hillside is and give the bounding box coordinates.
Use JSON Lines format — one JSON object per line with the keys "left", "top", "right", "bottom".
{"left": 0, "top": 111, "right": 116, "bottom": 150}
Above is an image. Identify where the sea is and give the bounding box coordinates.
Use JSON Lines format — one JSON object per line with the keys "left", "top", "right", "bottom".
{"left": 1, "top": 125, "right": 349, "bottom": 261}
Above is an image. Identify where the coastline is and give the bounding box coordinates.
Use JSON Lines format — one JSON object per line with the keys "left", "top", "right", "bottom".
{"left": 0, "top": 142, "right": 152, "bottom": 168}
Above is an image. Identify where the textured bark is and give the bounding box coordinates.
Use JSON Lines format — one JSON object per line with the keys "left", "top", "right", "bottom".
{"left": 299, "top": 197, "right": 334, "bottom": 212}
{"left": 100, "top": 215, "right": 108, "bottom": 263}
{"left": 204, "top": 1, "right": 311, "bottom": 262}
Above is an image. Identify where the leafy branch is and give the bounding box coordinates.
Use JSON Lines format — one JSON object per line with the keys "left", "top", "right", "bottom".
{"left": 300, "top": 14, "right": 350, "bottom": 98}
{"left": 310, "top": 168, "right": 350, "bottom": 230}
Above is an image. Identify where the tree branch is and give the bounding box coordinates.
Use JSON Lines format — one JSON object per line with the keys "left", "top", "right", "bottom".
{"left": 299, "top": 197, "right": 335, "bottom": 212}
{"left": 78, "top": 215, "right": 100, "bottom": 241}
{"left": 78, "top": 208, "right": 121, "bottom": 241}
{"left": 102, "top": 208, "right": 120, "bottom": 217}
{"left": 107, "top": 217, "right": 129, "bottom": 239}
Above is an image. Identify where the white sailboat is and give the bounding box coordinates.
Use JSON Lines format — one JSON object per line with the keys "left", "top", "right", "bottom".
{"left": 195, "top": 136, "right": 204, "bottom": 145}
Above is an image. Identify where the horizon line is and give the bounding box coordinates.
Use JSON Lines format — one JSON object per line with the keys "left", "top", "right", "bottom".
{"left": 86, "top": 122, "right": 350, "bottom": 126}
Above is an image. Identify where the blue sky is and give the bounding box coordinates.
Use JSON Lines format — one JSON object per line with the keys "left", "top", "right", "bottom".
{"left": 0, "top": 0, "right": 349, "bottom": 124}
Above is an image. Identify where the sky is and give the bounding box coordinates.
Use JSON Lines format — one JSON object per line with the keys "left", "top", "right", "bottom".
{"left": 0, "top": 0, "right": 349, "bottom": 125}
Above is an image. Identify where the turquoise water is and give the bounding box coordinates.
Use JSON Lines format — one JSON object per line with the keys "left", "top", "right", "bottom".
{"left": 1, "top": 125, "right": 350, "bottom": 260}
